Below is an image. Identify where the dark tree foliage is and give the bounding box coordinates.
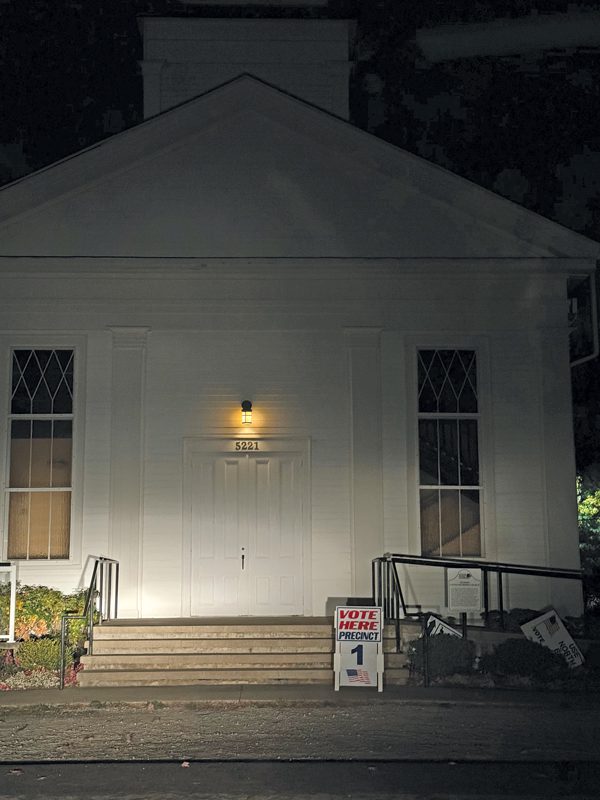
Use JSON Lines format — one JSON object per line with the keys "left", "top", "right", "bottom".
{"left": 355, "top": 0, "right": 600, "bottom": 240}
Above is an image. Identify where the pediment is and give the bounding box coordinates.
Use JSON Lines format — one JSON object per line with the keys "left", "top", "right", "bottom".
{"left": 0, "top": 76, "right": 597, "bottom": 260}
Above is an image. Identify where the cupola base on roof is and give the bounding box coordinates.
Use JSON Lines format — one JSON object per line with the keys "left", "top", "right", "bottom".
{"left": 139, "top": 16, "right": 353, "bottom": 119}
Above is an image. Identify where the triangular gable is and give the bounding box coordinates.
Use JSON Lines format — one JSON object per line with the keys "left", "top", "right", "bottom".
{"left": 0, "top": 75, "right": 597, "bottom": 260}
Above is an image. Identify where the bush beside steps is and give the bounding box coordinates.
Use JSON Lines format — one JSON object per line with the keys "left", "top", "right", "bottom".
{"left": 406, "top": 634, "right": 600, "bottom": 691}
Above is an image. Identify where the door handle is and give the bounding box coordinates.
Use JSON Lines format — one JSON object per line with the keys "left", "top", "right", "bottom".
{"left": 241, "top": 548, "right": 245, "bottom": 570}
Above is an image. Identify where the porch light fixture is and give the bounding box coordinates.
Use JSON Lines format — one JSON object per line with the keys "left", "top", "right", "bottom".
{"left": 241, "top": 400, "right": 252, "bottom": 424}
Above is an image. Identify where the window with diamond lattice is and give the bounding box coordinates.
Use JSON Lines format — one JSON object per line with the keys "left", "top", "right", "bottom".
{"left": 417, "top": 350, "right": 481, "bottom": 558}
{"left": 6, "top": 350, "right": 74, "bottom": 559}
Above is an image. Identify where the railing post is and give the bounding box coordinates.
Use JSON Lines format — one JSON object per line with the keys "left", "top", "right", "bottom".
{"left": 371, "top": 560, "right": 376, "bottom": 605}
{"left": 99, "top": 560, "right": 104, "bottom": 621}
{"left": 497, "top": 570, "right": 504, "bottom": 630}
{"left": 107, "top": 564, "right": 112, "bottom": 619}
{"left": 114, "top": 561, "right": 120, "bottom": 620}
{"left": 421, "top": 614, "right": 430, "bottom": 688}
{"left": 88, "top": 597, "right": 95, "bottom": 655}
{"left": 59, "top": 614, "right": 67, "bottom": 690}
{"left": 483, "top": 566, "right": 489, "bottom": 626}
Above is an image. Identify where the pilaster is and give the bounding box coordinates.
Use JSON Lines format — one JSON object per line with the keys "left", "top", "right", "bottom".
{"left": 108, "top": 326, "right": 149, "bottom": 618}
{"left": 344, "top": 327, "right": 384, "bottom": 597}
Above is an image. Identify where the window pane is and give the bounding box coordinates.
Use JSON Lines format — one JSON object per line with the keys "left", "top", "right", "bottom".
{"left": 459, "top": 419, "right": 479, "bottom": 486}
{"left": 30, "top": 420, "right": 52, "bottom": 488}
{"left": 51, "top": 421, "right": 72, "bottom": 487}
{"left": 9, "top": 420, "right": 31, "bottom": 487}
{"left": 418, "top": 351, "right": 437, "bottom": 412}
{"left": 46, "top": 351, "right": 74, "bottom": 414}
{"left": 7, "top": 493, "right": 29, "bottom": 559}
{"left": 420, "top": 489, "right": 440, "bottom": 556}
{"left": 419, "top": 420, "right": 438, "bottom": 484}
{"left": 461, "top": 490, "right": 481, "bottom": 556}
{"left": 458, "top": 351, "right": 478, "bottom": 413}
{"left": 417, "top": 349, "right": 477, "bottom": 414}
{"left": 12, "top": 351, "right": 34, "bottom": 414}
{"left": 49, "top": 492, "right": 71, "bottom": 559}
{"left": 29, "top": 492, "right": 51, "bottom": 558}
{"left": 440, "top": 490, "right": 461, "bottom": 556}
{"left": 11, "top": 349, "right": 73, "bottom": 415}
{"left": 438, "top": 419, "right": 459, "bottom": 485}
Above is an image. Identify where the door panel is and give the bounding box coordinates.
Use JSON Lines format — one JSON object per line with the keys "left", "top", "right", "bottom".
{"left": 247, "top": 455, "right": 303, "bottom": 615}
{"left": 191, "top": 455, "right": 248, "bottom": 615}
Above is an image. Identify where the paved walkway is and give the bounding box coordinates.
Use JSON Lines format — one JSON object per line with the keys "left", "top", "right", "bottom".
{"left": 2, "top": 682, "right": 597, "bottom": 709}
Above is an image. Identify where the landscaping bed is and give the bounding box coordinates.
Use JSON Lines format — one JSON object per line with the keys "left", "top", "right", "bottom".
{"left": 0, "top": 584, "right": 86, "bottom": 691}
{"left": 405, "top": 611, "right": 600, "bottom": 692}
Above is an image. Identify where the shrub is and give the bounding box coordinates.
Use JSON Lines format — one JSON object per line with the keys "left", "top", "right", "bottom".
{"left": 482, "top": 608, "right": 541, "bottom": 632}
{"left": 582, "top": 641, "right": 600, "bottom": 671}
{"left": 0, "top": 583, "right": 87, "bottom": 641}
{"left": 408, "top": 634, "right": 476, "bottom": 678}
{"left": 481, "top": 637, "right": 570, "bottom": 683}
{"left": 565, "top": 614, "right": 600, "bottom": 640}
{"left": 15, "top": 638, "right": 67, "bottom": 671}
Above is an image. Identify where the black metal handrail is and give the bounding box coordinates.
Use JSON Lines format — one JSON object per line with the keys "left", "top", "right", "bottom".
{"left": 83, "top": 556, "right": 120, "bottom": 625}
{"left": 59, "top": 556, "right": 119, "bottom": 689}
{"left": 373, "top": 552, "right": 583, "bottom": 646}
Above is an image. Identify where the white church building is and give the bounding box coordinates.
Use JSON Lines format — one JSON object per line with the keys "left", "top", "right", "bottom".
{"left": 0, "top": 14, "right": 597, "bottom": 620}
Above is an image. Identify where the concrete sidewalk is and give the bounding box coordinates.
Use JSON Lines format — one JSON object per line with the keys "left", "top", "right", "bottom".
{"left": 1, "top": 682, "right": 598, "bottom": 709}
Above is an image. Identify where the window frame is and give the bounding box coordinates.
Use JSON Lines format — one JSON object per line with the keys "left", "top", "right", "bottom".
{"left": 1, "top": 337, "right": 86, "bottom": 566}
{"left": 406, "top": 337, "right": 494, "bottom": 561}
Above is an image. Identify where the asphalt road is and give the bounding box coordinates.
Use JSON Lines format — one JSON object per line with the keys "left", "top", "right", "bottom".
{"left": 1, "top": 760, "right": 599, "bottom": 799}
{"left": 1, "top": 700, "right": 599, "bottom": 762}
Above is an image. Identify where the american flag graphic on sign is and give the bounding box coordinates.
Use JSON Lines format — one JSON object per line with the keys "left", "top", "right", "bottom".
{"left": 542, "top": 615, "right": 560, "bottom": 637}
{"left": 346, "top": 669, "right": 371, "bottom": 684}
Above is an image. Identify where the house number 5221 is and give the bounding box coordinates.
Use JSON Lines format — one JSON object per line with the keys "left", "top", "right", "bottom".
{"left": 235, "top": 441, "right": 260, "bottom": 451}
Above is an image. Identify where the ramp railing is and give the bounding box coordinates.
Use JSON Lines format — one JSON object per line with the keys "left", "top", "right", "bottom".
{"left": 373, "top": 552, "right": 583, "bottom": 651}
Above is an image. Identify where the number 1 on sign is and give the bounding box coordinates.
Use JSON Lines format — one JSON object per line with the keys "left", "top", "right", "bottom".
{"left": 350, "top": 644, "right": 363, "bottom": 665}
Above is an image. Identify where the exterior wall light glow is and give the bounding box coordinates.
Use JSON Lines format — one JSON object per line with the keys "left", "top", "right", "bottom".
{"left": 241, "top": 400, "right": 252, "bottom": 424}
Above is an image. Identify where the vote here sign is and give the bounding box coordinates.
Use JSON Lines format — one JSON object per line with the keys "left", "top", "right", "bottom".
{"left": 335, "top": 606, "right": 382, "bottom": 642}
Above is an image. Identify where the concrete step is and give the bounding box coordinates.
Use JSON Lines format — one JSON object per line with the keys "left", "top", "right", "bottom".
{"left": 81, "top": 652, "right": 333, "bottom": 670}
{"left": 90, "top": 638, "right": 403, "bottom": 655}
{"left": 78, "top": 667, "right": 333, "bottom": 687}
{"left": 92, "top": 624, "right": 334, "bottom": 640}
{"left": 384, "top": 653, "right": 410, "bottom": 669}
{"left": 90, "top": 637, "right": 335, "bottom": 655}
{"left": 384, "top": 671, "right": 411, "bottom": 686}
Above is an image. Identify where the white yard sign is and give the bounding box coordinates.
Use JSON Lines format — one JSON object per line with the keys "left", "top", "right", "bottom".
{"left": 426, "top": 615, "right": 462, "bottom": 638}
{"left": 520, "top": 608, "right": 584, "bottom": 669}
{"left": 334, "top": 607, "right": 384, "bottom": 691}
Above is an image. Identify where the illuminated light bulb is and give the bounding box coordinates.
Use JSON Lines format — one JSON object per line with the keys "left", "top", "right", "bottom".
{"left": 241, "top": 400, "right": 252, "bottom": 424}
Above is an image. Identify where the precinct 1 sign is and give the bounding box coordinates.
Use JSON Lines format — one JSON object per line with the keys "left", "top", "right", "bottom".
{"left": 334, "top": 606, "right": 384, "bottom": 691}
{"left": 335, "top": 606, "right": 382, "bottom": 642}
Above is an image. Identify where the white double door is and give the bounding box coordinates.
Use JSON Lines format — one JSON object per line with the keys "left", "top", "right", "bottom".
{"left": 189, "top": 447, "right": 306, "bottom": 616}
